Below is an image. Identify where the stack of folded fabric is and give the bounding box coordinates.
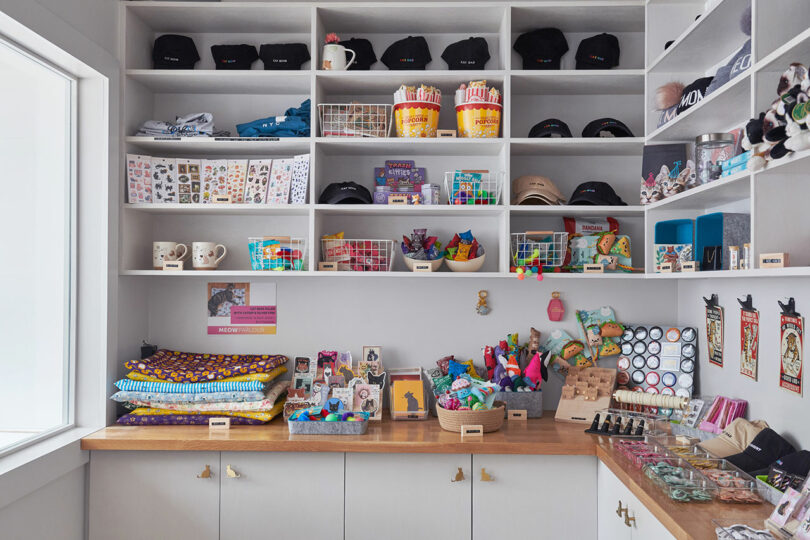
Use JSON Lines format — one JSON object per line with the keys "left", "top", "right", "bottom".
{"left": 111, "top": 350, "right": 288, "bottom": 425}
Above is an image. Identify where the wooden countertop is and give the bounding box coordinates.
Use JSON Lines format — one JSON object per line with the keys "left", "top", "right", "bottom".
{"left": 82, "top": 417, "right": 773, "bottom": 539}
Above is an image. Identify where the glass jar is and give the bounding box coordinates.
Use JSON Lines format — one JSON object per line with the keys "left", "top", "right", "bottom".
{"left": 695, "top": 133, "right": 735, "bottom": 185}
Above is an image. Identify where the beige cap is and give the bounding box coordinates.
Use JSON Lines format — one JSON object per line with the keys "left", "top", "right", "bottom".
{"left": 698, "top": 418, "right": 769, "bottom": 458}
{"left": 512, "top": 175, "right": 565, "bottom": 205}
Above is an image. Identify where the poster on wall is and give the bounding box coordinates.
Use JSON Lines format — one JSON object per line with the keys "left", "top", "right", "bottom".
{"left": 739, "top": 299, "right": 760, "bottom": 380}
{"left": 206, "top": 282, "right": 277, "bottom": 335}
{"left": 779, "top": 313, "right": 804, "bottom": 395}
{"left": 705, "top": 296, "right": 724, "bottom": 367}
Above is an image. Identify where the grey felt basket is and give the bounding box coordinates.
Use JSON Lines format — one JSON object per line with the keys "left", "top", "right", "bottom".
{"left": 288, "top": 419, "right": 369, "bottom": 435}
{"left": 494, "top": 391, "right": 543, "bottom": 418}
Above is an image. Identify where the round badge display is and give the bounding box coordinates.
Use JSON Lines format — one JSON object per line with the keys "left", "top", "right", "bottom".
{"left": 682, "top": 343, "right": 696, "bottom": 358}
{"left": 680, "top": 359, "right": 695, "bottom": 373}
{"left": 682, "top": 327, "right": 696, "bottom": 342}
{"left": 666, "top": 328, "right": 681, "bottom": 342}
{"left": 678, "top": 373, "right": 694, "bottom": 388}
{"left": 633, "top": 341, "right": 646, "bottom": 354}
{"left": 617, "top": 356, "right": 631, "bottom": 371}
{"left": 645, "top": 386, "right": 659, "bottom": 394}
{"left": 617, "top": 372, "right": 630, "bottom": 385}
{"left": 622, "top": 328, "right": 634, "bottom": 342}
{"left": 632, "top": 356, "right": 646, "bottom": 369}
{"left": 647, "top": 341, "right": 661, "bottom": 354}
{"left": 661, "top": 387, "right": 675, "bottom": 396}
{"left": 646, "top": 355, "right": 660, "bottom": 369}
{"left": 662, "top": 372, "right": 677, "bottom": 387}
{"left": 676, "top": 388, "right": 690, "bottom": 398}
{"left": 621, "top": 343, "right": 633, "bottom": 355}
{"left": 634, "top": 327, "right": 648, "bottom": 340}
{"left": 649, "top": 326, "right": 663, "bottom": 340}
{"left": 645, "top": 371, "right": 660, "bottom": 386}
{"left": 631, "top": 370, "right": 645, "bottom": 384}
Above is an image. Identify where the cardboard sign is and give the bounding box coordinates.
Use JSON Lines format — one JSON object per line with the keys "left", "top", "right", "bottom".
{"left": 780, "top": 314, "right": 804, "bottom": 395}
{"left": 740, "top": 308, "right": 760, "bottom": 380}
{"left": 437, "top": 129, "right": 457, "bottom": 138}
{"left": 163, "top": 260, "right": 184, "bottom": 271}
{"left": 583, "top": 264, "right": 604, "bottom": 273}
{"left": 682, "top": 261, "right": 697, "bottom": 272}
{"left": 413, "top": 262, "right": 433, "bottom": 272}
{"left": 212, "top": 194, "right": 232, "bottom": 204}
{"left": 507, "top": 409, "right": 527, "bottom": 421}
{"left": 318, "top": 262, "right": 338, "bottom": 271}
{"left": 706, "top": 304, "right": 725, "bottom": 367}
{"left": 387, "top": 194, "right": 409, "bottom": 205}
{"left": 760, "top": 253, "right": 789, "bottom": 268}
{"left": 209, "top": 417, "right": 231, "bottom": 430}
{"left": 461, "top": 424, "right": 484, "bottom": 438}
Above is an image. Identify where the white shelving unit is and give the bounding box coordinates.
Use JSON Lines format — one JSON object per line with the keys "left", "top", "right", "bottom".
{"left": 119, "top": 0, "right": 810, "bottom": 280}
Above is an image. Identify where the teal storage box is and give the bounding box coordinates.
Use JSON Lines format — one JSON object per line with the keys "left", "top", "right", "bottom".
{"left": 695, "top": 213, "right": 750, "bottom": 269}
{"left": 654, "top": 219, "right": 694, "bottom": 245}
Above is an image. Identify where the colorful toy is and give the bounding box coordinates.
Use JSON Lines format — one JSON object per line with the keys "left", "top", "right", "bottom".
{"left": 401, "top": 228, "right": 443, "bottom": 261}
{"left": 524, "top": 352, "right": 545, "bottom": 387}
{"left": 576, "top": 306, "right": 625, "bottom": 361}
{"left": 444, "top": 229, "right": 481, "bottom": 262}
{"left": 547, "top": 292, "right": 564, "bottom": 321}
{"left": 483, "top": 346, "right": 497, "bottom": 379}
{"left": 447, "top": 359, "right": 469, "bottom": 379}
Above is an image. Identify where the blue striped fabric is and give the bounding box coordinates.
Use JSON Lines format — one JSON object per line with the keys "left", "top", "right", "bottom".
{"left": 110, "top": 390, "right": 266, "bottom": 404}
{"left": 114, "top": 379, "right": 264, "bottom": 394}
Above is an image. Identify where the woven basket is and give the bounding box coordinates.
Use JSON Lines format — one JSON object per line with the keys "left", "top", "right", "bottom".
{"left": 435, "top": 401, "right": 506, "bottom": 433}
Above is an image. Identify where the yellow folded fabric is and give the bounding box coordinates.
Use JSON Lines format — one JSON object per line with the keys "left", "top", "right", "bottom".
{"left": 127, "top": 401, "right": 284, "bottom": 422}
{"left": 127, "top": 366, "right": 286, "bottom": 384}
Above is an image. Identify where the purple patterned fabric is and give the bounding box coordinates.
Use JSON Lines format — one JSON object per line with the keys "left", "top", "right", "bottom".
{"left": 116, "top": 413, "right": 265, "bottom": 426}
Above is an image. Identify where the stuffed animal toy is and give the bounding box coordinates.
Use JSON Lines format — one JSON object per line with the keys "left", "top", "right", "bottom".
{"left": 492, "top": 362, "right": 506, "bottom": 385}
{"left": 505, "top": 354, "right": 521, "bottom": 377}
{"left": 447, "top": 359, "right": 468, "bottom": 379}
{"left": 524, "top": 352, "right": 545, "bottom": 387}
{"left": 483, "top": 346, "right": 497, "bottom": 380}
{"left": 498, "top": 374, "right": 514, "bottom": 391}
{"left": 510, "top": 374, "right": 529, "bottom": 392}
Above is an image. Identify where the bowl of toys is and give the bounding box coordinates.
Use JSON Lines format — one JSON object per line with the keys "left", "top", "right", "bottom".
{"left": 430, "top": 363, "right": 505, "bottom": 433}
{"left": 401, "top": 228, "right": 445, "bottom": 272}
{"left": 288, "top": 406, "right": 369, "bottom": 435}
{"left": 444, "top": 230, "right": 485, "bottom": 272}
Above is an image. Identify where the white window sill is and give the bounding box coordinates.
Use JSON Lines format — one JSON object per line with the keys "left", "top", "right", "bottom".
{"left": 0, "top": 425, "right": 100, "bottom": 510}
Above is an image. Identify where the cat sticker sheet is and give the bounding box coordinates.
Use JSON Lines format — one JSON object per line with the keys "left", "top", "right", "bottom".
{"left": 175, "top": 158, "right": 201, "bottom": 204}
{"left": 201, "top": 159, "right": 228, "bottom": 203}
{"left": 290, "top": 154, "right": 310, "bottom": 205}
{"left": 244, "top": 159, "right": 273, "bottom": 204}
{"left": 267, "top": 158, "right": 294, "bottom": 204}
{"left": 152, "top": 157, "right": 177, "bottom": 203}
{"left": 226, "top": 160, "right": 248, "bottom": 203}
{"left": 126, "top": 154, "right": 152, "bottom": 203}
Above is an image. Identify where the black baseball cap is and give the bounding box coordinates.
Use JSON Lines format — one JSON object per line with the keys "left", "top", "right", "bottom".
{"left": 513, "top": 28, "right": 568, "bottom": 70}
{"left": 575, "top": 33, "right": 620, "bottom": 69}
{"left": 211, "top": 44, "right": 258, "bottom": 70}
{"left": 726, "top": 428, "right": 797, "bottom": 474}
{"left": 441, "top": 37, "right": 491, "bottom": 70}
{"left": 153, "top": 35, "right": 200, "bottom": 69}
{"left": 381, "top": 36, "right": 431, "bottom": 70}
{"left": 259, "top": 43, "right": 310, "bottom": 70}
{"left": 755, "top": 450, "right": 810, "bottom": 478}
{"left": 528, "top": 118, "right": 572, "bottom": 138}
{"left": 676, "top": 76, "right": 714, "bottom": 114}
{"left": 339, "top": 38, "right": 376, "bottom": 70}
{"left": 568, "top": 181, "right": 627, "bottom": 206}
{"left": 582, "top": 118, "right": 634, "bottom": 137}
{"left": 318, "top": 182, "right": 372, "bottom": 204}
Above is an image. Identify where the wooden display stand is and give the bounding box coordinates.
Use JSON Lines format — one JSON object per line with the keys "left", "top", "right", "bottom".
{"left": 555, "top": 366, "right": 617, "bottom": 424}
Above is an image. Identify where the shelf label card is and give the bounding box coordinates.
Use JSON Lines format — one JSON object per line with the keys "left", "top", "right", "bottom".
{"left": 508, "top": 410, "right": 527, "bottom": 421}
{"left": 583, "top": 264, "right": 604, "bottom": 273}
{"left": 212, "top": 194, "right": 232, "bottom": 204}
{"left": 318, "top": 262, "right": 338, "bottom": 271}
{"left": 461, "top": 424, "right": 484, "bottom": 438}
{"left": 209, "top": 417, "right": 231, "bottom": 430}
{"left": 413, "top": 262, "right": 433, "bottom": 272}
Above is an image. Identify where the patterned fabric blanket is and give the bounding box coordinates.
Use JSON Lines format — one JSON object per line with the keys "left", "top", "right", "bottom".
{"left": 114, "top": 379, "right": 265, "bottom": 394}
{"left": 110, "top": 390, "right": 266, "bottom": 404}
{"left": 126, "top": 366, "right": 285, "bottom": 384}
{"left": 116, "top": 401, "right": 284, "bottom": 425}
{"left": 124, "top": 349, "right": 288, "bottom": 383}
{"left": 127, "top": 381, "right": 288, "bottom": 412}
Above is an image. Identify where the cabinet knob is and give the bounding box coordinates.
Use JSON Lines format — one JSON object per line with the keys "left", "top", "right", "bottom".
{"left": 616, "top": 500, "right": 627, "bottom": 517}
{"left": 624, "top": 514, "right": 636, "bottom": 528}
{"left": 451, "top": 467, "right": 465, "bottom": 482}
{"left": 480, "top": 468, "right": 494, "bottom": 482}
{"left": 226, "top": 464, "right": 241, "bottom": 478}
{"left": 197, "top": 465, "right": 212, "bottom": 479}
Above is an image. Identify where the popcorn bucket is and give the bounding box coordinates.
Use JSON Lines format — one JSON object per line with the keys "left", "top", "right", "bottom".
{"left": 394, "top": 101, "right": 440, "bottom": 138}
{"left": 455, "top": 101, "right": 502, "bottom": 138}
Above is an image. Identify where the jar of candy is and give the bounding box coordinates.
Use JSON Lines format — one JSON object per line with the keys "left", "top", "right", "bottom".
{"left": 695, "top": 133, "right": 735, "bottom": 185}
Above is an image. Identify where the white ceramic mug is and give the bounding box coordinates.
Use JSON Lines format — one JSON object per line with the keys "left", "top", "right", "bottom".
{"left": 321, "top": 43, "right": 356, "bottom": 70}
{"left": 192, "top": 242, "right": 227, "bottom": 270}
{"left": 153, "top": 241, "right": 189, "bottom": 269}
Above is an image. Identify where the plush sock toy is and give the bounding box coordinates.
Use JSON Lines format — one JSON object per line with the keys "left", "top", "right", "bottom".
{"left": 483, "top": 346, "right": 497, "bottom": 381}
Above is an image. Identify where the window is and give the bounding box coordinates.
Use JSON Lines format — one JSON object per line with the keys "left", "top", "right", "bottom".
{"left": 0, "top": 37, "right": 75, "bottom": 454}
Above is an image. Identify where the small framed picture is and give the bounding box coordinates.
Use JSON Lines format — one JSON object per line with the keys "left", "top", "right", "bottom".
{"left": 294, "top": 356, "right": 313, "bottom": 377}
{"left": 362, "top": 346, "right": 381, "bottom": 364}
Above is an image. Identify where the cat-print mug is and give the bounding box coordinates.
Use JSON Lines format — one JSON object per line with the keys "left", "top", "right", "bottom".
{"left": 153, "top": 241, "right": 189, "bottom": 270}
{"left": 192, "top": 242, "right": 227, "bottom": 270}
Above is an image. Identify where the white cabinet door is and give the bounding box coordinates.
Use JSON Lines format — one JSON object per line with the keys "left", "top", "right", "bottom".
{"left": 628, "top": 498, "right": 675, "bottom": 540}
{"left": 88, "top": 450, "right": 220, "bottom": 540}
{"left": 220, "top": 452, "right": 344, "bottom": 540}
{"left": 345, "top": 453, "right": 471, "bottom": 540}
{"left": 473, "top": 455, "right": 597, "bottom": 540}
{"left": 597, "top": 461, "right": 633, "bottom": 540}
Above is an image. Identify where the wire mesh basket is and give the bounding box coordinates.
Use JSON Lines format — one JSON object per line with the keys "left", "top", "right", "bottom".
{"left": 443, "top": 171, "right": 504, "bottom": 205}
{"left": 510, "top": 232, "right": 569, "bottom": 268}
{"left": 321, "top": 239, "right": 395, "bottom": 271}
{"left": 318, "top": 103, "right": 392, "bottom": 138}
{"left": 248, "top": 237, "right": 306, "bottom": 271}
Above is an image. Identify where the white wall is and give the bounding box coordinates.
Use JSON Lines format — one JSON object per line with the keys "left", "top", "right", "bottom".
{"left": 678, "top": 277, "right": 810, "bottom": 450}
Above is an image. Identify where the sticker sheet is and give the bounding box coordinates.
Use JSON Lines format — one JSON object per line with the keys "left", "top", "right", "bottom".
{"left": 152, "top": 157, "right": 177, "bottom": 203}
{"left": 267, "top": 158, "right": 293, "bottom": 204}
{"left": 175, "top": 158, "right": 201, "bottom": 204}
{"left": 201, "top": 159, "right": 228, "bottom": 203}
{"left": 244, "top": 159, "right": 273, "bottom": 204}
{"left": 126, "top": 153, "right": 152, "bottom": 203}
{"left": 290, "top": 153, "right": 310, "bottom": 205}
{"left": 780, "top": 314, "right": 804, "bottom": 395}
{"left": 226, "top": 160, "right": 248, "bottom": 203}
{"left": 706, "top": 304, "right": 725, "bottom": 367}
{"left": 740, "top": 308, "right": 760, "bottom": 380}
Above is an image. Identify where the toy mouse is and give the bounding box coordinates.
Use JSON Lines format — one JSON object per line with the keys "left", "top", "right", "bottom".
{"left": 498, "top": 374, "right": 514, "bottom": 392}
{"left": 483, "top": 346, "right": 497, "bottom": 380}
{"left": 505, "top": 354, "right": 521, "bottom": 377}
